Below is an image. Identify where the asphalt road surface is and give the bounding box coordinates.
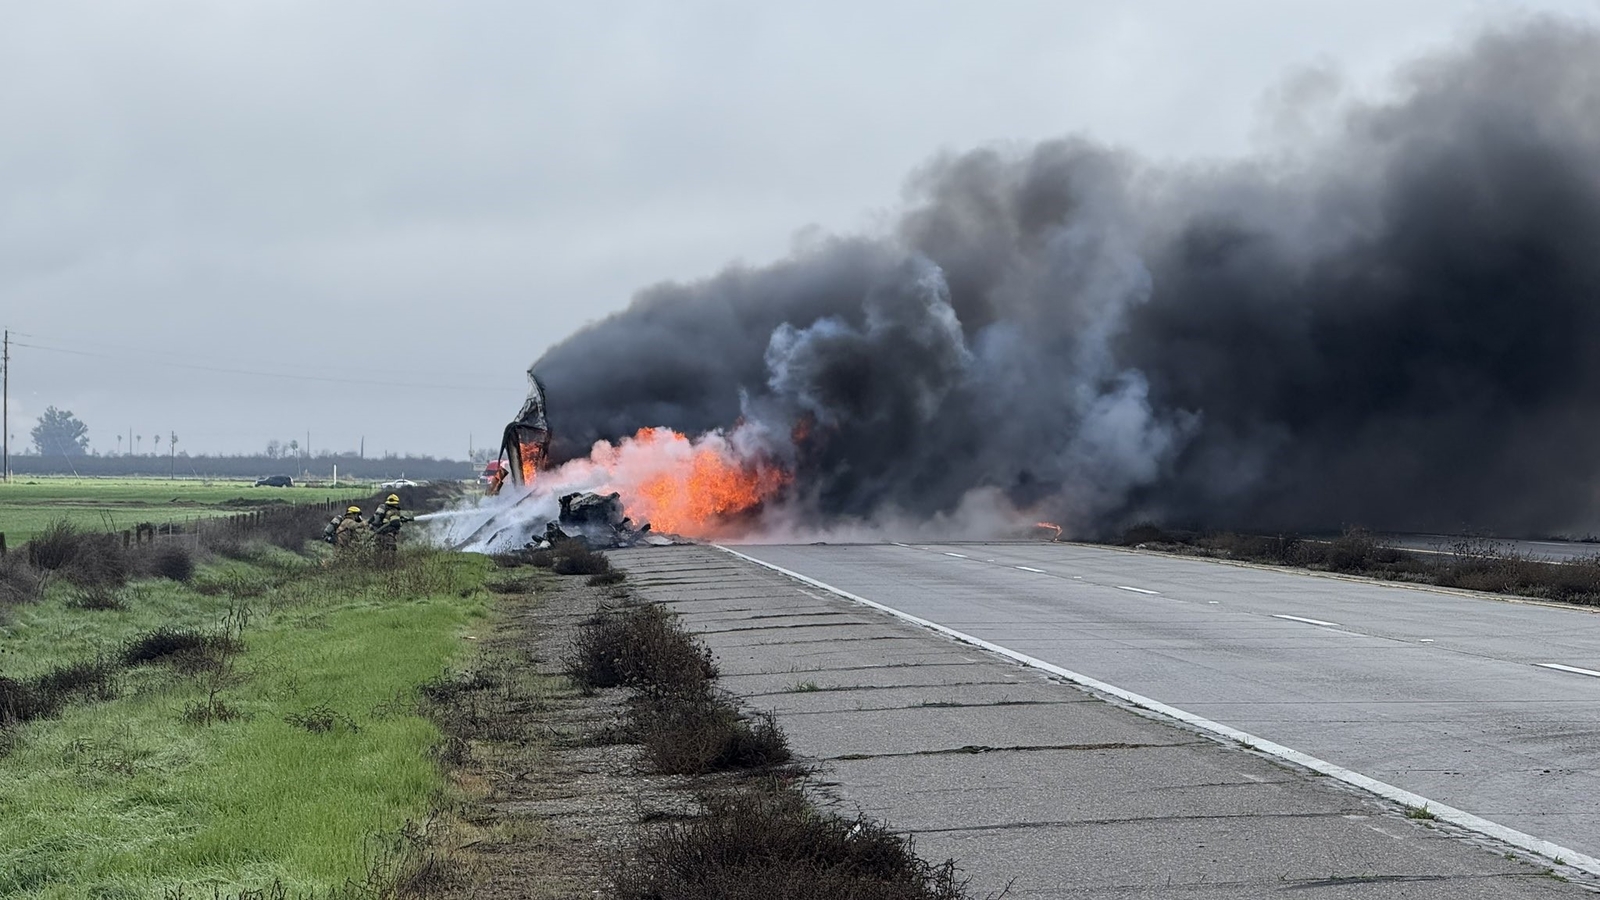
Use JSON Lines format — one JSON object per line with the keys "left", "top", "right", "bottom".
{"left": 1384, "top": 534, "right": 1600, "bottom": 563}
{"left": 726, "top": 541, "right": 1600, "bottom": 866}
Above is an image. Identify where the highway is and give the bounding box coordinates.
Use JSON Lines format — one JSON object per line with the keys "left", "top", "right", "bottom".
{"left": 726, "top": 541, "right": 1600, "bottom": 864}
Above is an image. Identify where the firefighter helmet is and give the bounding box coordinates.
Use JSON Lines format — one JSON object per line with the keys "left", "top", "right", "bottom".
{"left": 385, "top": 494, "right": 401, "bottom": 506}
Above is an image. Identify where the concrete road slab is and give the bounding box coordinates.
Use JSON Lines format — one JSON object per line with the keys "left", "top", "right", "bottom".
{"left": 612, "top": 546, "right": 1600, "bottom": 897}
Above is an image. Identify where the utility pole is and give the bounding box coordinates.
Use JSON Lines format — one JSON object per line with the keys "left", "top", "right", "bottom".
{"left": 2, "top": 329, "right": 9, "bottom": 483}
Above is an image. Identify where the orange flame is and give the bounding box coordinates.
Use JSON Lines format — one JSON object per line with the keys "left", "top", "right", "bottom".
{"left": 583, "top": 427, "right": 789, "bottom": 538}
{"left": 1036, "top": 521, "right": 1063, "bottom": 541}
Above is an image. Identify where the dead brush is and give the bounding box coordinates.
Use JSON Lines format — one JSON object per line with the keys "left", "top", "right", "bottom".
{"left": 551, "top": 540, "right": 612, "bottom": 576}
{"left": 629, "top": 687, "right": 791, "bottom": 775}
{"left": 1, "top": 658, "right": 120, "bottom": 726}
{"left": 145, "top": 544, "right": 197, "bottom": 582}
{"left": 615, "top": 780, "right": 969, "bottom": 900}
{"left": 0, "top": 553, "right": 43, "bottom": 608}
{"left": 566, "top": 603, "right": 718, "bottom": 691}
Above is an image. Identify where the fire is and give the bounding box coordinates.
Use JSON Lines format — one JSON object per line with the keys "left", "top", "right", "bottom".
{"left": 1036, "top": 521, "right": 1063, "bottom": 541}
{"left": 517, "top": 439, "right": 543, "bottom": 485}
{"left": 581, "top": 426, "right": 789, "bottom": 538}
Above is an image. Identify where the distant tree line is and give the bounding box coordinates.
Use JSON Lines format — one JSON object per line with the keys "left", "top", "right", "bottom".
{"left": 7, "top": 451, "right": 475, "bottom": 481}
{"left": 13, "top": 407, "right": 475, "bottom": 480}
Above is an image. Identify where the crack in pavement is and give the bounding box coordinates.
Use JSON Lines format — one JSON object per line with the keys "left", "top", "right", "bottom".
{"left": 827, "top": 741, "right": 1203, "bottom": 761}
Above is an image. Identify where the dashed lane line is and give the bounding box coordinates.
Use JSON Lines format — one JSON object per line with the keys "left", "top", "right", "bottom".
{"left": 1537, "top": 663, "right": 1600, "bottom": 679}
{"left": 1116, "top": 585, "right": 1160, "bottom": 595}
{"left": 1015, "top": 565, "right": 1047, "bottom": 574}
{"left": 1273, "top": 613, "right": 1342, "bottom": 628}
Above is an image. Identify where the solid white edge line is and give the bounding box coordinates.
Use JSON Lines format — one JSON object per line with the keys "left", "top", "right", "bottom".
{"left": 1015, "top": 565, "right": 1046, "bottom": 573}
{"left": 1538, "top": 663, "right": 1600, "bottom": 679}
{"left": 1273, "top": 613, "right": 1343, "bottom": 628}
{"left": 1116, "top": 585, "right": 1160, "bottom": 595}
{"left": 712, "top": 543, "right": 1600, "bottom": 878}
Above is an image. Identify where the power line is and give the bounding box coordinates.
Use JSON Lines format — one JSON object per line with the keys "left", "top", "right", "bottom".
{"left": 11, "top": 339, "right": 499, "bottom": 392}
{"left": 21, "top": 329, "right": 512, "bottom": 381}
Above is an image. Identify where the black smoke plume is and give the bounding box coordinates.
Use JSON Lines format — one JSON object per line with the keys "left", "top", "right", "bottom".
{"left": 535, "top": 21, "right": 1600, "bottom": 537}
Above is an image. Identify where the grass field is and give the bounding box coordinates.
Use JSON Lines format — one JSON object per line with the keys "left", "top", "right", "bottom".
{"left": 0, "top": 478, "right": 367, "bottom": 543}
{"left": 0, "top": 496, "right": 492, "bottom": 898}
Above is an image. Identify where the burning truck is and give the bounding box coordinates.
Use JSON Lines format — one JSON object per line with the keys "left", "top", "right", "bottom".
{"left": 452, "top": 371, "right": 660, "bottom": 551}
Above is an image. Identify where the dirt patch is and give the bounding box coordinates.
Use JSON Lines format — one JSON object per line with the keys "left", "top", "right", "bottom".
{"left": 423, "top": 574, "right": 696, "bottom": 898}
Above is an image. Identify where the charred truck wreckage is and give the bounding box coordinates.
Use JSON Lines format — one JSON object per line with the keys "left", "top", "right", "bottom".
{"left": 459, "top": 372, "right": 657, "bottom": 551}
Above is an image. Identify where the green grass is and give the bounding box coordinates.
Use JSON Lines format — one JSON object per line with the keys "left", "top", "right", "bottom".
{"left": 0, "top": 477, "right": 364, "bottom": 542}
{"left": 0, "top": 546, "right": 490, "bottom": 898}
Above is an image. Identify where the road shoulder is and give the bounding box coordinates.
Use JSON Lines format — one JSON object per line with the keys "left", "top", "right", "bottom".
{"left": 615, "top": 544, "right": 1594, "bottom": 899}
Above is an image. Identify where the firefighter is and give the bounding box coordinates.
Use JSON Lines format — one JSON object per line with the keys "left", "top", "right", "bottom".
{"left": 334, "top": 506, "right": 366, "bottom": 548}
{"left": 369, "top": 494, "right": 413, "bottom": 554}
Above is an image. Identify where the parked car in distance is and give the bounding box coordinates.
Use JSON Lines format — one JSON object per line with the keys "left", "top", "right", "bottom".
{"left": 254, "top": 475, "right": 294, "bottom": 487}
{"left": 380, "top": 478, "right": 419, "bottom": 489}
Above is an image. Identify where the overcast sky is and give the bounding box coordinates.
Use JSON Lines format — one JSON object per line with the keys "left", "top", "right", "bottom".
{"left": 4, "top": 0, "right": 1597, "bottom": 461}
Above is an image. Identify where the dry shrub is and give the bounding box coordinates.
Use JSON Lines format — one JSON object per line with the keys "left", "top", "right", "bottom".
{"left": 1119, "top": 522, "right": 1171, "bottom": 546}
{"left": 121, "top": 627, "right": 240, "bottom": 670}
{"left": 0, "top": 676, "right": 42, "bottom": 724}
{"left": 25, "top": 521, "right": 86, "bottom": 571}
{"left": 0, "top": 554, "right": 42, "bottom": 607}
{"left": 526, "top": 548, "right": 556, "bottom": 569}
{"left": 588, "top": 570, "right": 627, "bottom": 586}
{"left": 567, "top": 604, "right": 718, "bottom": 691}
{"left": 616, "top": 782, "right": 968, "bottom": 900}
{"left": 24, "top": 522, "right": 131, "bottom": 589}
{"left": 631, "top": 689, "right": 790, "bottom": 775}
{"left": 553, "top": 541, "right": 612, "bottom": 576}
{"left": 147, "top": 545, "right": 196, "bottom": 582}
{"left": 2, "top": 659, "right": 119, "bottom": 725}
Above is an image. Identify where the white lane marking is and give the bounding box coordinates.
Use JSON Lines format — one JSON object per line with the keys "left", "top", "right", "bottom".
{"left": 943, "top": 552, "right": 968, "bottom": 558}
{"left": 1538, "top": 663, "right": 1600, "bottom": 679}
{"left": 713, "top": 543, "right": 1600, "bottom": 879}
{"left": 1015, "top": 565, "right": 1046, "bottom": 573}
{"left": 1273, "top": 614, "right": 1342, "bottom": 628}
{"left": 1419, "top": 639, "right": 1434, "bottom": 643}
{"left": 1116, "top": 585, "right": 1159, "bottom": 595}
{"left": 1208, "top": 601, "right": 1219, "bottom": 604}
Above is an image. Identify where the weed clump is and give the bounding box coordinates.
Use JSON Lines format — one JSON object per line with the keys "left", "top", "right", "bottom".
{"left": 588, "top": 570, "right": 627, "bottom": 587}
{"left": 631, "top": 690, "right": 791, "bottom": 775}
{"left": 616, "top": 782, "right": 968, "bottom": 900}
{"left": 567, "top": 604, "right": 717, "bottom": 691}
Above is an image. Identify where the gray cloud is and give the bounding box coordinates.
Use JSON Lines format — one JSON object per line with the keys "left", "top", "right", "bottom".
{"left": 3, "top": 2, "right": 1597, "bottom": 464}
